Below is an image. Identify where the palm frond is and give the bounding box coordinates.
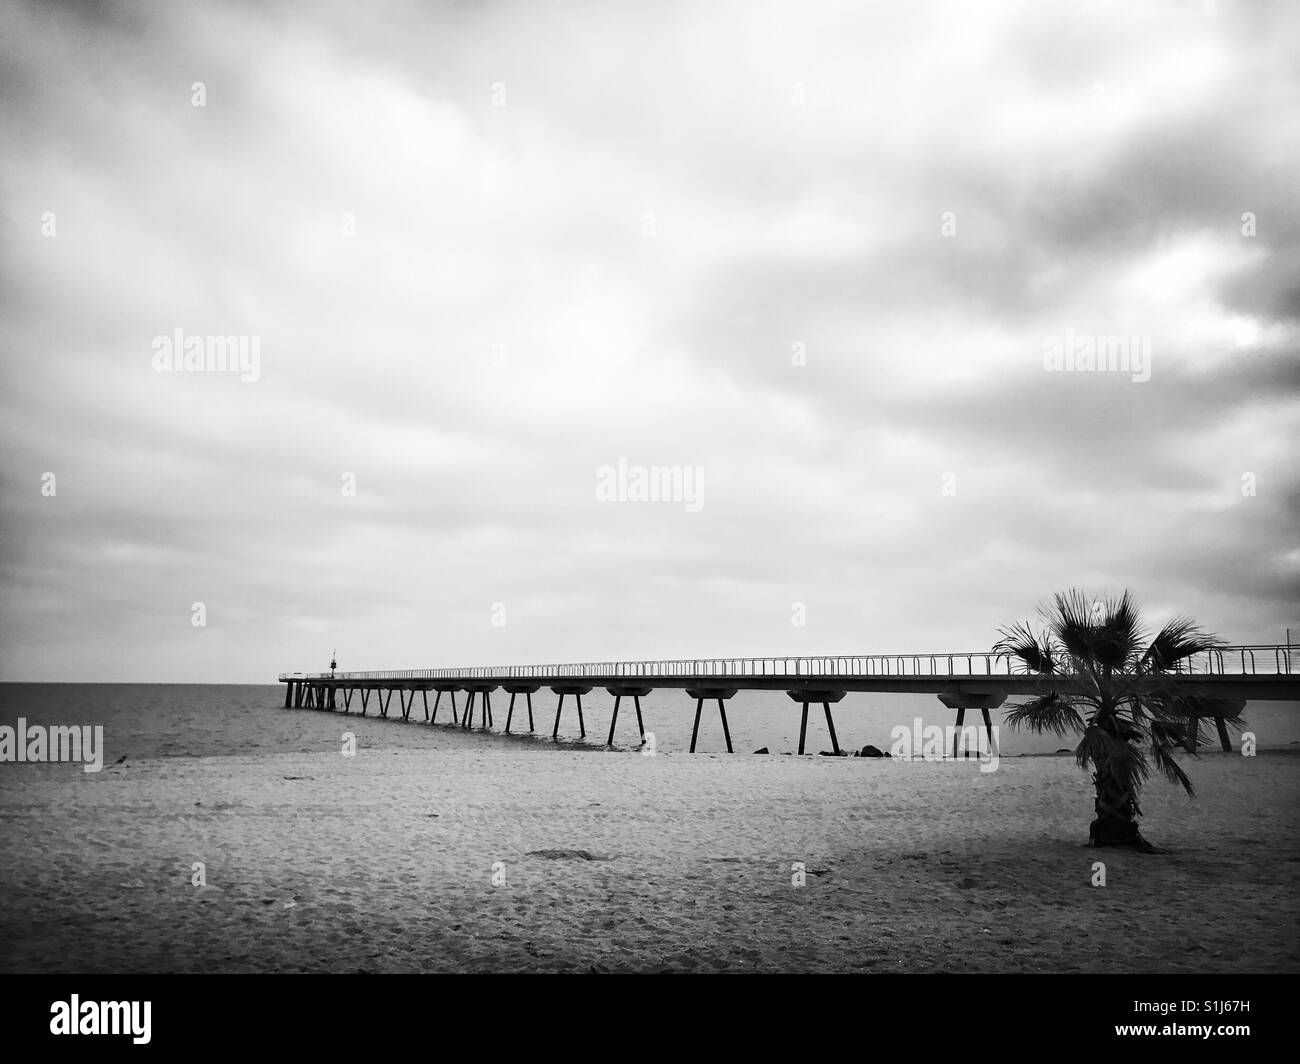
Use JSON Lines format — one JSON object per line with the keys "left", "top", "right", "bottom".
{"left": 1074, "top": 724, "right": 1110, "bottom": 771}
{"left": 1004, "top": 693, "right": 1086, "bottom": 736}
{"left": 1092, "top": 590, "right": 1145, "bottom": 671}
{"left": 1048, "top": 589, "right": 1101, "bottom": 664}
{"left": 993, "top": 622, "right": 1056, "bottom": 674}
{"left": 1140, "top": 693, "right": 1245, "bottom": 727}
{"left": 1151, "top": 737, "right": 1195, "bottom": 797}
{"left": 1103, "top": 731, "right": 1150, "bottom": 793}
{"left": 1077, "top": 723, "right": 1150, "bottom": 795}
{"left": 1149, "top": 717, "right": 1192, "bottom": 751}
{"left": 1140, "top": 617, "right": 1225, "bottom": 674}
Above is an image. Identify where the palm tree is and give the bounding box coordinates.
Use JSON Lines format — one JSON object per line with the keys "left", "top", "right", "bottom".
{"left": 994, "top": 590, "right": 1244, "bottom": 853}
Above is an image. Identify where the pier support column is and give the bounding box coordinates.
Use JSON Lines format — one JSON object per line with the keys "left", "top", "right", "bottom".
{"left": 786, "top": 690, "right": 847, "bottom": 755}
{"left": 432, "top": 687, "right": 460, "bottom": 725}
{"left": 360, "top": 687, "right": 370, "bottom": 715}
{"left": 1186, "top": 698, "right": 1244, "bottom": 753}
{"left": 551, "top": 686, "right": 594, "bottom": 740}
{"left": 461, "top": 686, "right": 499, "bottom": 729}
{"left": 379, "top": 688, "right": 395, "bottom": 719}
{"left": 284, "top": 682, "right": 293, "bottom": 709}
{"left": 937, "top": 693, "right": 1006, "bottom": 759}
{"left": 342, "top": 687, "right": 353, "bottom": 713}
{"left": 685, "top": 688, "right": 739, "bottom": 753}
{"left": 606, "top": 685, "right": 651, "bottom": 747}
{"left": 504, "top": 685, "right": 541, "bottom": 733}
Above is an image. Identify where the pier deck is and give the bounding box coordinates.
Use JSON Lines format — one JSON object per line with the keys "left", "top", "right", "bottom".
{"left": 278, "top": 646, "right": 1297, "bottom": 753}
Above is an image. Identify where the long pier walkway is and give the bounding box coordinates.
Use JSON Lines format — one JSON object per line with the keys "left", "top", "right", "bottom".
{"left": 279, "top": 645, "right": 1298, "bottom": 754}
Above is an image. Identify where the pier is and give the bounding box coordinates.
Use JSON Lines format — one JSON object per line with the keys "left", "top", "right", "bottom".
{"left": 278, "top": 646, "right": 1298, "bottom": 753}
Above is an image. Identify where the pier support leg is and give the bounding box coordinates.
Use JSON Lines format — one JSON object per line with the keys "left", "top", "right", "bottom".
{"left": 380, "top": 689, "right": 394, "bottom": 719}
{"left": 360, "top": 688, "right": 370, "bottom": 715}
{"left": 506, "top": 688, "right": 538, "bottom": 733}
{"left": 605, "top": 692, "right": 648, "bottom": 746}
{"left": 822, "top": 702, "right": 840, "bottom": 755}
{"left": 284, "top": 683, "right": 292, "bottom": 709}
{"left": 463, "top": 691, "right": 476, "bottom": 729}
{"left": 549, "top": 687, "right": 591, "bottom": 740}
{"left": 718, "top": 699, "right": 733, "bottom": 753}
{"left": 688, "top": 698, "right": 733, "bottom": 752}
{"left": 484, "top": 690, "right": 494, "bottom": 729}
{"left": 687, "top": 688, "right": 739, "bottom": 753}
{"left": 937, "top": 693, "right": 1007, "bottom": 760}
{"left": 422, "top": 690, "right": 429, "bottom": 722}
{"left": 432, "top": 690, "right": 461, "bottom": 725}
{"left": 608, "top": 696, "right": 622, "bottom": 746}
{"left": 342, "top": 688, "right": 353, "bottom": 713}
{"left": 788, "top": 690, "right": 846, "bottom": 755}
{"left": 400, "top": 690, "right": 412, "bottom": 721}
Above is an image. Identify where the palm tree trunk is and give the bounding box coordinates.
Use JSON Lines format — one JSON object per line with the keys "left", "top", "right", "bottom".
{"left": 1089, "top": 749, "right": 1156, "bottom": 852}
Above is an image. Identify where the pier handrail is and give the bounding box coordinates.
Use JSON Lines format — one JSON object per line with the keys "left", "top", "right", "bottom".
{"left": 278, "top": 643, "right": 1296, "bottom": 682}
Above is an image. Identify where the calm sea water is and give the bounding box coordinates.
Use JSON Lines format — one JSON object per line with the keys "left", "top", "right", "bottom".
{"left": 0, "top": 683, "right": 1296, "bottom": 763}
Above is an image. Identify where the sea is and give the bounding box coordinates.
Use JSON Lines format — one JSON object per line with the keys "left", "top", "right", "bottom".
{"left": 0, "top": 683, "right": 1296, "bottom": 764}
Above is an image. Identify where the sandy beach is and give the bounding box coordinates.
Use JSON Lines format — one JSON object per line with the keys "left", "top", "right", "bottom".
{"left": 1, "top": 746, "right": 1296, "bottom": 973}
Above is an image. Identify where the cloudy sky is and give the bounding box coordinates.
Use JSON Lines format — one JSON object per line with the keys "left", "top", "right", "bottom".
{"left": 1, "top": 0, "right": 1297, "bottom": 683}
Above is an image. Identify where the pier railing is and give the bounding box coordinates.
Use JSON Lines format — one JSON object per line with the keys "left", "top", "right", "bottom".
{"left": 280, "top": 644, "right": 1296, "bottom": 682}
